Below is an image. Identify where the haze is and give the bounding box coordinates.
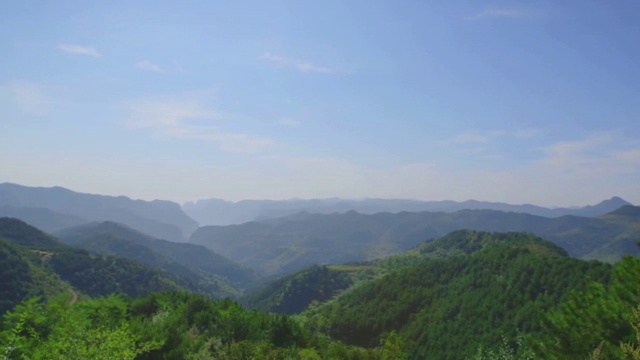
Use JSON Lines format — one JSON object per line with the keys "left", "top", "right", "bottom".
{"left": 1, "top": 1, "right": 639, "bottom": 207}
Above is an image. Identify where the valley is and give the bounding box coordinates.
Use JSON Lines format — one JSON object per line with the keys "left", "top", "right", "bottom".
{"left": 1, "top": 183, "right": 640, "bottom": 359}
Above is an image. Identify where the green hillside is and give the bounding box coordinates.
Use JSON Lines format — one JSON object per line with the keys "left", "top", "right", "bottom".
{"left": 302, "top": 231, "right": 625, "bottom": 359}
{"left": 56, "top": 221, "right": 257, "bottom": 296}
{"left": 242, "top": 265, "right": 355, "bottom": 314}
{"left": 0, "top": 217, "right": 186, "bottom": 312}
{"left": 4, "top": 221, "right": 640, "bottom": 359}
{"left": 0, "top": 205, "right": 88, "bottom": 233}
{"left": 0, "top": 292, "right": 384, "bottom": 360}
{"left": 0, "top": 183, "right": 198, "bottom": 242}
{"left": 190, "top": 207, "right": 640, "bottom": 276}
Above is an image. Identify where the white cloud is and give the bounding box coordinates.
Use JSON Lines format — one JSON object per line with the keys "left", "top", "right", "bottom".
{"left": 6, "top": 132, "right": 638, "bottom": 206}
{"left": 452, "top": 133, "right": 490, "bottom": 144}
{"left": 540, "top": 134, "right": 612, "bottom": 162}
{"left": 1, "top": 81, "right": 54, "bottom": 115}
{"left": 260, "top": 52, "right": 338, "bottom": 74}
{"left": 444, "top": 129, "right": 538, "bottom": 145}
{"left": 57, "top": 44, "right": 103, "bottom": 57}
{"left": 535, "top": 134, "right": 640, "bottom": 180}
{"left": 616, "top": 149, "right": 640, "bottom": 164}
{"left": 136, "top": 60, "right": 166, "bottom": 74}
{"left": 277, "top": 118, "right": 301, "bottom": 128}
{"left": 126, "top": 98, "right": 273, "bottom": 153}
{"left": 515, "top": 129, "right": 540, "bottom": 138}
{"left": 173, "top": 61, "right": 184, "bottom": 73}
{"left": 262, "top": 134, "right": 640, "bottom": 206}
{"left": 467, "top": 8, "right": 535, "bottom": 20}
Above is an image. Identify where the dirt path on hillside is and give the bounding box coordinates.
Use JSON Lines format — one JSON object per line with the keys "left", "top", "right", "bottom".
{"left": 67, "top": 289, "right": 78, "bottom": 306}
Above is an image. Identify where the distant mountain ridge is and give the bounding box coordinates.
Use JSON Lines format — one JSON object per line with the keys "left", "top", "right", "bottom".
{"left": 0, "top": 217, "right": 187, "bottom": 313}
{"left": 55, "top": 221, "right": 257, "bottom": 295}
{"left": 190, "top": 206, "right": 640, "bottom": 275}
{"left": 0, "top": 183, "right": 198, "bottom": 242}
{"left": 183, "top": 196, "right": 632, "bottom": 226}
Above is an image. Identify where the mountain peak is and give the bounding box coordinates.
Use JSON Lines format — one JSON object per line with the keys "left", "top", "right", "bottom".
{"left": 601, "top": 196, "right": 629, "bottom": 205}
{"left": 606, "top": 205, "right": 640, "bottom": 217}
{"left": 574, "top": 196, "right": 632, "bottom": 217}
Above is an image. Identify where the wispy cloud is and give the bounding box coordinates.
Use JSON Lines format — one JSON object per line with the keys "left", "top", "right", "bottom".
{"left": 136, "top": 60, "right": 166, "bottom": 74}
{"left": 616, "top": 149, "right": 640, "bottom": 164}
{"left": 451, "top": 133, "right": 491, "bottom": 144}
{"left": 467, "top": 8, "right": 535, "bottom": 20}
{"left": 57, "top": 44, "right": 103, "bottom": 57}
{"left": 173, "top": 61, "right": 184, "bottom": 73}
{"left": 260, "top": 52, "right": 339, "bottom": 74}
{"left": 126, "top": 98, "right": 273, "bottom": 153}
{"left": 270, "top": 133, "right": 640, "bottom": 205}
{"left": 276, "top": 118, "right": 301, "bottom": 128}
{"left": 515, "top": 129, "right": 540, "bottom": 138}
{"left": 444, "top": 129, "right": 537, "bottom": 145}
{"left": 537, "top": 133, "right": 639, "bottom": 176}
{"left": 1, "top": 81, "right": 55, "bottom": 115}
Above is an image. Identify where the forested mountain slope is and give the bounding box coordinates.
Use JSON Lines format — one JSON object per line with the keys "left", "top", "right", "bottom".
{"left": 0, "top": 291, "right": 386, "bottom": 360}
{"left": 0, "top": 217, "right": 192, "bottom": 312}
{"left": 301, "top": 230, "right": 639, "bottom": 359}
{"left": 0, "top": 205, "right": 88, "bottom": 233}
{"left": 190, "top": 207, "right": 640, "bottom": 275}
{"left": 242, "top": 265, "right": 355, "bottom": 314}
{"left": 56, "top": 221, "right": 257, "bottom": 296}
{"left": 0, "top": 183, "right": 198, "bottom": 242}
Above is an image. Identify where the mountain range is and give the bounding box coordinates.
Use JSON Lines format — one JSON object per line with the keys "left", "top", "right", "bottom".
{"left": 2, "top": 183, "right": 634, "bottom": 243}
{"left": 0, "top": 183, "right": 198, "bottom": 242}
{"left": 2, "top": 203, "right": 640, "bottom": 359}
{"left": 183, "top": 196, "right": 632, "bottom": 226}
{"left": 55, "top": 221, "right": 257, "bottom": 294}
{"left": 0, "top": 215, "right": 264, "bottom": 314}
{"left": 190, "top": 205, "right": 640, "bottom": 275}
{"left": 0, "top": 217, "right": 185, "bottom": 314}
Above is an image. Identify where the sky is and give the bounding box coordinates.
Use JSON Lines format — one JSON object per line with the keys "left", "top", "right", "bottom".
{"left": 1, "top": 0, "right": 639, "bottom": 207}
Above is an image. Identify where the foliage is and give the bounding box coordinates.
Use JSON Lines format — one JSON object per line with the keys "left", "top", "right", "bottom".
{"left": 0, "top": 294, "right": 161, "bottom": 359}
{"left": 56, "top": 221, "right": 257, "bottom": 291}
{"left": 468, "top": 335, "right": 536, "bottom": 360}
{"left": 190, "top": 208, "right": 640, "bottom": 276}
{"left": 1, "top": 292, "right": 384, "bottom": 360}
{"left": 0, "top": 239, "right": 34, "bottom": 314}
{"left": 621, "top": 306, "right": 640, "bottom": 359}
{"left": 243, "top": 265, "right": 353, "bottom": 314}
{"left": 539, "top": 255, "right": 640, "bottom": 359}
{"left": 305, "top": 231, "right": 614, "bottom": 360}
{"left": 0, "top": 217, "right": 189, "bottom": 312}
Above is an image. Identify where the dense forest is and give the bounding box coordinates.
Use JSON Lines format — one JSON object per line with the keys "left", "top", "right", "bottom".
{"left": 3, "top": 213, "right": 640, "bottom": 359}
{"left": 190, "top": 206, "right": 640, "bottom": 276}
{"left": 0, "top": 292, "right": 387, "bottom": 359}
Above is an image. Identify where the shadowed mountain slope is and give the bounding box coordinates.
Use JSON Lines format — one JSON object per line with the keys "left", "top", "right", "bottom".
{"left": 0, "top": 183, "right": 198, "bottom": 242}
{"left": 190, "top": 207, "right": 640, "bottom": 275}
{"left": 56, "top": 221, "right": 257, "bottom": 293}
{"left": 0, "top": 217, "right": 186, "bottom": 313}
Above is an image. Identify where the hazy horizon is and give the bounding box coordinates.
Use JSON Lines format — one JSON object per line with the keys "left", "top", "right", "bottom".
{"left": 0, "top": 181, "right": 632, "bottom": 209}
{"left": 2, "top": 1, "right": 639, "bottom": 207}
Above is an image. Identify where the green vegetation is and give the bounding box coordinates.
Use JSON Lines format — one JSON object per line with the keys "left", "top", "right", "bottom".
{"left": 56, "top": 221, "right": 257, "bottom": 297}
{"left": 190, "top": 207, "right": 640, "bottom": 276}
{"left": 0, "top": 292, "right": 385, "bottom": 360}
{"left": 302, "top": 231, "right": 625, "bottom": 359}
{"left": 0, "top": 218, "right": 188, "bottom": 312}
{"left": 4, "top": 214, "right": 640, "bottom": 359}
{"left": 0, "top": 239, "right": 39, "bottom": 314}
{"left": 242, "top": 265, "right": 354, "bottom": 314}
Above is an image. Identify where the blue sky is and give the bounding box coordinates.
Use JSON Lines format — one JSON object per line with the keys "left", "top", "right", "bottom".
{"left": 1, "top": 0, "right": 639, "bottom": 206}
